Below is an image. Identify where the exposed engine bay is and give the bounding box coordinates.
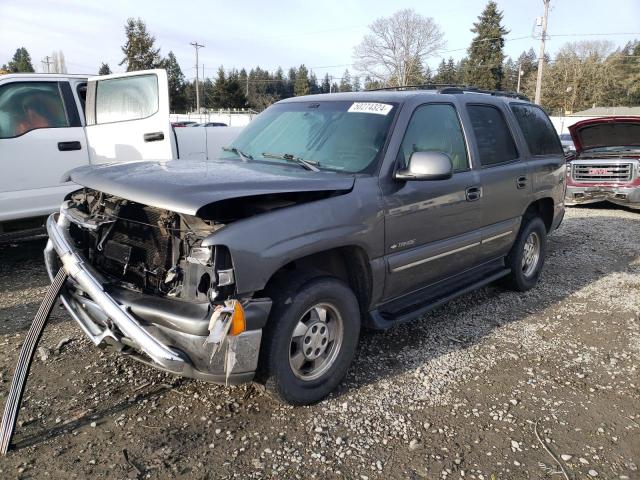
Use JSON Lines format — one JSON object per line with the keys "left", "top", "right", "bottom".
{"left": 64, "top": 189, "right": 234, "bottom": 302}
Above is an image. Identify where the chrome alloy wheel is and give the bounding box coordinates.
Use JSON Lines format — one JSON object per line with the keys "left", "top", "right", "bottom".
{"left": 521, "top": 231, "right": 541, "bottom": 277}
{"left": 289, "top": 303, "right": 344, "bottom": 381}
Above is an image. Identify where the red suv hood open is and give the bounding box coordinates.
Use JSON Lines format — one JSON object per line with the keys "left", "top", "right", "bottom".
{"left": 568, "top": 116, "right": 640, "bottom": 154}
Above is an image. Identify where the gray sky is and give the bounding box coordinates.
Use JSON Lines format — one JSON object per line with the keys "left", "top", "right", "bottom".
{"left": 1, "top": 0, "right": 639, "bottom": 81}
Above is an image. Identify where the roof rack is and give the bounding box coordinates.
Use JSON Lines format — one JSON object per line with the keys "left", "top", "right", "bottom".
{"left": 367, "top": 84, "right": 530, "bottom": 101}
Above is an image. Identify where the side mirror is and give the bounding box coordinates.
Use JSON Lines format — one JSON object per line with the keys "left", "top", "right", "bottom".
{"left": 395, "top": 151, "right": 453, "bottom": 181}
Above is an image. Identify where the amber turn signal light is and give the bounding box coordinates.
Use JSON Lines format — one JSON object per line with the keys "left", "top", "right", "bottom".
{"left": 229, "top": 301, "right": 245, "bottom": 336}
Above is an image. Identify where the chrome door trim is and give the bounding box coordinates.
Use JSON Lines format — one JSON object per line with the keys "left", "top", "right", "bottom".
{"left": 482, "top": 230, "right": 513, "bottom": 244}
{"left": 391, "top": 241, "right": 481, "bottom": 273}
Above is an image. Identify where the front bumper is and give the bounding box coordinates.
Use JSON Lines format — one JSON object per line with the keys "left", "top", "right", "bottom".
{"left": 44, "top": 212, "right": 271, "bottom": 385}
{"left": 565, "top": 185, "right": 640, "bottom": 209}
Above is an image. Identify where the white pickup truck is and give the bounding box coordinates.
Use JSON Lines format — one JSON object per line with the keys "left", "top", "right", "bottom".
{"left": 0, "top": 70, "right": 240, "bottom": 239}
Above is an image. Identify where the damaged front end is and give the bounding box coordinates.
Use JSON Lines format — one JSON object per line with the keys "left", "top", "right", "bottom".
{"left": 44, "top": 189, "right": 271, "bottom": 384}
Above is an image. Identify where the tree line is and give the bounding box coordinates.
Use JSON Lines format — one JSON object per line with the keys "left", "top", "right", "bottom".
{"left": 3, "top": 2, "right": 639, "bottom": 115}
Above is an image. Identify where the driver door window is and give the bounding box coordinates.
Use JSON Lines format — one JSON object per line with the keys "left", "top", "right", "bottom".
{"left": 399, "top": 103, "right": 469, "bottom": 172}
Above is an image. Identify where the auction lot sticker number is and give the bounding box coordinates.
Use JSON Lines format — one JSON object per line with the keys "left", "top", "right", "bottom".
{"left": 348, "top": 102, "right": 393, "bottom": 115}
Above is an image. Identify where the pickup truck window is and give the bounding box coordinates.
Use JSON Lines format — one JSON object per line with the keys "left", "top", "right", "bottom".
{"left": 510, "top": 103, "right": 563, "bottom": 156}
{"left": 399, "top": 103, "right": 469, "bottom": 172}
{"left": 94, "top": 74, "right": 158, "bottom": 124}
{"left": 0, "top": 82, "right": 69, "bottom": 138}
{"left": 467, "top": 104, "right": 518, "bottom": 167}
{"left": 221, "top": 101, "right": 396, "bottom": 173}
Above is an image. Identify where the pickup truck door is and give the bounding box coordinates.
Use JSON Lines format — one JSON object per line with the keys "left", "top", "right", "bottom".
{"left": 0, "top": 78, "right": 88, "bottom": 222}
{"left": 84, "top": 69, "right": 175, "bottom": 163}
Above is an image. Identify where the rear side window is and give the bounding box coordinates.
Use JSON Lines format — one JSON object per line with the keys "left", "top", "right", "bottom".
{"left": 399, "top": 103, "right": 469, "bottom": 172}
{"left": 467, "top": 104, "right": 518, "bottom": 167}
{"left": 510, "top": 103, "right": 563, "bottom": 156}
{"left": 0, "top": 82, "right": 69, "bottom": 138}
{"left": 94, "top": 74, "right": 158, "bottom": 124}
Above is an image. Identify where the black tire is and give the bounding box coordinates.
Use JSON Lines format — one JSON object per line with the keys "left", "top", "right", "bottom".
{"left": 256, "top": 274, "right": 360, "bottom": 406}
{"left": 500, "top": 215, "right": 547, "bottom": 291}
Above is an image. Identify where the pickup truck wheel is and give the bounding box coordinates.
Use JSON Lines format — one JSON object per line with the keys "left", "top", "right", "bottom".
{"left": 257, "top": 275, "right": 360, "bottom": 405}
{"left": 501, "top": 216, "right": 547, "bottom": 292}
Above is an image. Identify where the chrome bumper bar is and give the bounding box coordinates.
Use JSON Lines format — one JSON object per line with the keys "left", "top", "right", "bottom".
{"left": 44, "top": 213, "right": 187, "bottom": 373}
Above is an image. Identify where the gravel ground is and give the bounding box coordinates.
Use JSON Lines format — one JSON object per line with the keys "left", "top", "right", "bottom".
{"left": 0, "top": 205, "right": 638, "bottom": 479}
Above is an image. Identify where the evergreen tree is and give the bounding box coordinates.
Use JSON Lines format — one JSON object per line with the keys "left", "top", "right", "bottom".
{"left": 209, "top": 67, "right": 247, "bottom": 108}
{"left": 184, "top": 81, "right": 196, "bottom": 111}
{"left": 309, "top": 72, "right": 320, "bottom": 94}
{"left": 502, "top": 57, "right": 518, "bottom": 91}
{"left": 422, "top": 66, "right": 433, "bottom": 84}
{"left": 4, "top": 47, "right": 35, "bottom": 72}
{"left": 464, "top": 1, "right": 509, "bottom": 90}
{"left": 321, "top": 73, "right": 331, "bottom": 93}
{"left": 339, "top": 69, "right": 353, "bottom": 92}
{"left": 274, "top": 67, "right": 286, "bottom": 98}
{"left": 163, "top": 51, "right": 187, "bottom": 112}
{"left": 353, "top": 75, "right": 362, "bottom": 92}
{"left": 211, "top": 67, "right": 227, "bottom": 107}
{"left": 120, "top": 17, "right": 162, "bottom": 71}
{"left": 225, "top": 69, "right": 248, "bottom": 108}
{"left": 98, "top": 62, "right": 112, "bottom": 75}
{"left": 287, "top": 67, "right": 297, "bottom": 97}
{"left": 456, "top": 58, "right": 469, "bottom": 83}
{"left": 433, "top": 57, "right": 459, "bottom": 84}
{"left": 363, "top": 75, "right": 382, "bottom": 90}
{"left": 294, "top": 65, "right": 310, "bottom": 96}
{"left": 203, "top": 77, "right": 215, "bottom": 109}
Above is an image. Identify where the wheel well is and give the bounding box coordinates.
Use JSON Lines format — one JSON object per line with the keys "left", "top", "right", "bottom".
{"left": 260, "top": 247, "right": 373, "bottom": 314}
{"left": 524, "top": 198, "right": 554, "bottom": 232}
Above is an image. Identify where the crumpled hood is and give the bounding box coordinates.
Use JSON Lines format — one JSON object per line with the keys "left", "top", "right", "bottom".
{"left": 64, "top": 160, "right": 355, "bottom": 216}
{"left": 569, "top": 116, "right": 640, "bottom": 154}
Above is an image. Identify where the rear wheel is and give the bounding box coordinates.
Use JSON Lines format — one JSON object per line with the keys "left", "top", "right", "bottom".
{"left": 501, "top": 216, "right": 547, "bottom": 291}
{"left": 257, "top": 275, "right": 360, "bottom": 405}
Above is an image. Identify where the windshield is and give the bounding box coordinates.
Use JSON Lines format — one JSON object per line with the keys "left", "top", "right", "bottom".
{"left": 218, "top": 100, "right": 397, "bottom": 173}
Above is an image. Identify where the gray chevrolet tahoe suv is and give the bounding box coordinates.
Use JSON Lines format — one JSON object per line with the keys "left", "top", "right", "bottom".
{"left": 44, "top": 88, "right": 566, "bottom": 405}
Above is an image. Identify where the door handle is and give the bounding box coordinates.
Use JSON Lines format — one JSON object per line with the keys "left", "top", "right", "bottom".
{"left": 144, "top": 131, "right": 165, "bottom": 142}
{"left": 57, "top": 141, "right": 82, "bottom": 151}
{"left": 517, "top": 176, "right": 528, "bottom": 189}
{"left": 465, "top": 186, "right": 482, "bottom": 202}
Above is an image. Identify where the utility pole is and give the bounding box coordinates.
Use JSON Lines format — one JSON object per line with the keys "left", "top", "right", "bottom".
{"left": 190, "top": 41, "right": 205, "bottom": 112}
{"left": 41, "top": 56, "right": 53, "bottom": 73}
{"left": 202, "top": 64, "right": 206, "bottom": 111}
{"left": 534, "top": 0, "right": 550, "bottom": 105}
{"left": 516, "top": 63, "right": 524, "bottom": 93}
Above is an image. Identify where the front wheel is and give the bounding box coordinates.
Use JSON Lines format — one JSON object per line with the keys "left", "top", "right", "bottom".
{"left": 501, "top": 216, "right": 547, "bottom": 291}
{"left": 257, "top": 275, "right": 360, "bottom": 405}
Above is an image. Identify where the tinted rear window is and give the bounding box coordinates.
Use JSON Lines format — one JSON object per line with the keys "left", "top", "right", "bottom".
{"left": 510, "top": 103, "right": 563, "bottom": 156}
{"left": 467, "top": 104, "right": 518, "bottom": 166}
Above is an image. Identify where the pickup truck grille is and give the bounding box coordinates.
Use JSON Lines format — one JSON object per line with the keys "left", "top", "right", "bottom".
{"left": 572, "top": 163, "right": 633, "bottom": 182}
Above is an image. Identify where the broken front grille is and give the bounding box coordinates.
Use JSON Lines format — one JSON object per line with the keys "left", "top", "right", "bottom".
{"left": 95, "top": 204, "right": 174, "bottom": 292}
{"left": 572, "top": 163, "right": 633, "bottom": 182}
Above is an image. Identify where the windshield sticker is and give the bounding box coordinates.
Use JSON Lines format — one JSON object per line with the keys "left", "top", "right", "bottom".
{"left": 348, "top": 102, "right": 393, "bottom": 115}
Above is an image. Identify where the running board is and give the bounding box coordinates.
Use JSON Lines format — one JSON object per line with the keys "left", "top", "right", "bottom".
{"left": 0, "top": 268, "right": 68, "bottom": 454}
{"left": 368, "top": 268, "right": 510, "bottom": 330}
